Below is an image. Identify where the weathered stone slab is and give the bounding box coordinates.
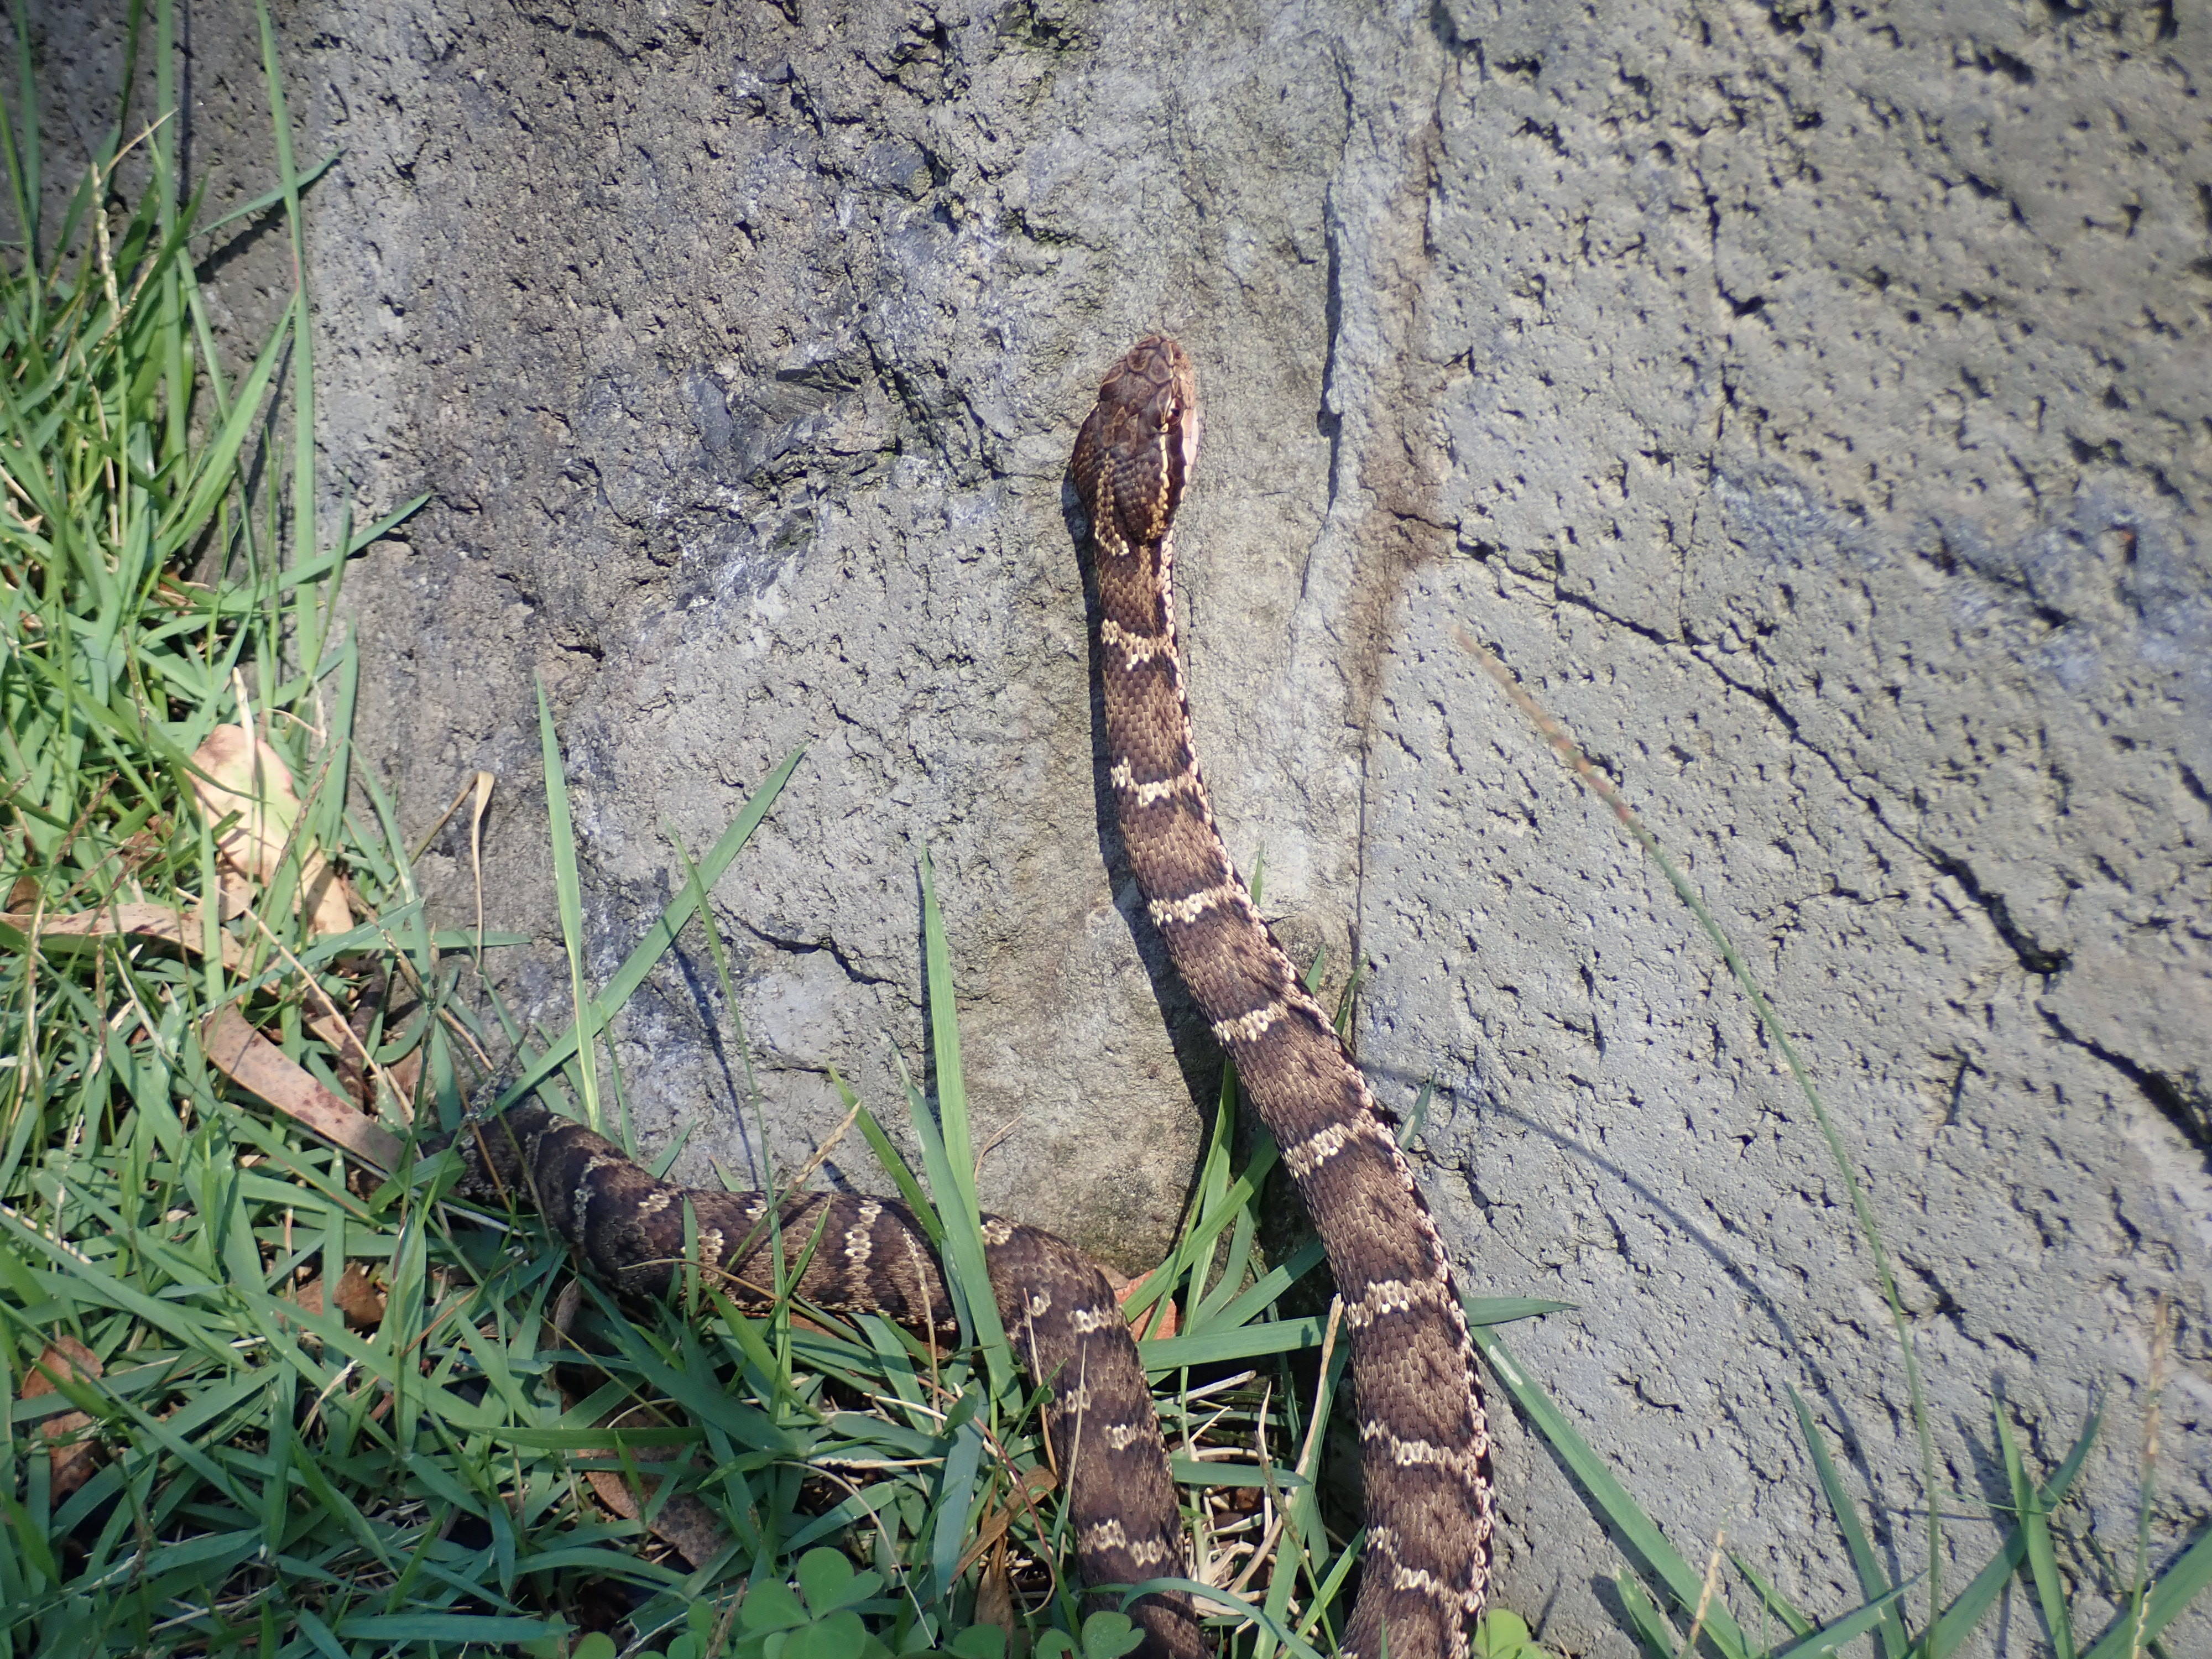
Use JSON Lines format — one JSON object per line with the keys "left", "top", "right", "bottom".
{"left": 37, "top": 1, "right": 2205, "bottom": 1650}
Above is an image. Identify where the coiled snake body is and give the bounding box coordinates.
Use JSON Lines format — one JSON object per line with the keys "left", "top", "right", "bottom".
{"left": 456, "top": 338, "right": 1494, "bottom": 1659}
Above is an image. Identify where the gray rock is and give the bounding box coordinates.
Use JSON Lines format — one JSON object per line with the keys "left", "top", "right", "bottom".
{"left": 46, "top": 0, "right": 2209, "bottom": 1651}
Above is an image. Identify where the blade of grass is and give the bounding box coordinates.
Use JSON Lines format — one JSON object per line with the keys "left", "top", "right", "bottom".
{"left": 192, "top": 151, "right": 339, "bottom": 238}
{"left": 1141, "top": 1317, "right": 1326, "bottom": 1371}
{"left": 1923, "top": 1400, "right": 2098, "bottom": 1659}
{"left": 491, "top": 748, "right": 801, "bottom": 1116}
{"left": 1458, "top": 627, "right": 1945, "bottom": 1627}
{"left": 1786, "top": 1385, "right": 1907, "bottom": 1659}
{"left": 252, "top": 1, "right": 315, "bottom": 591}
{"left": 1728, "top": 1554, "right": 1814, "bottom": 1644}
{"left": 1471, "top": 1321, "right": 1749, "bottom": 1659}
{"left": 846, "top": 1084, "right": 938, "bottom": 1245}
{"left": 667, "top": 821, "right": 773, "bottom": 1188}
{"left": 534, "top": 676, "right": 603, "bottom": 1138}
{"left": 153, "top": 295, "right": 292, "bottom": 560}
{"left": 2079, "top": 1528, "right": 2212, "bottom": 1659}
{"left": 1767, "top": 1580, "right": 1918, "bottom": 1659}
{"left": 1117, "top": 1577, "right": 1327, "bottom": 1659}
{"left": 1996, "top": 1402, "right": 2076, "bottom": 1659}
{"left": 1617, "top": 1570, "right": 1686, "bottom": 1659}
{"left": 912, "top": 851, "right": 1011, "bottom": 1395}
{"left": 928, "top": 1412, "right": 987, "bottom": 1610}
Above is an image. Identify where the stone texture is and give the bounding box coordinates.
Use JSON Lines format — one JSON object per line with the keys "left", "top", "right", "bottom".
{"left": 35, "top": 0, "right": 2210, "bottom": 1651}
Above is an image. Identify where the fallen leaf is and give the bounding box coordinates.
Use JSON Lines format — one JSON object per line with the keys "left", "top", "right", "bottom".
{"left": 575, "top": 1409, "right": 732, "bottom": 1566}
{"left": 974, "top": 1542, "right": 1020, "bottom": 1653}
{"left": 1107, "top": 1266, "right": 1178, "bottom": 1342}
{"left": 546, "top": 1279, "right": 732, "bottom": 1566}
{"left": 388, "top": 1048, "right": 425, "bottom": 1114}
{"left": 957, "top": 1464, "right": 1058, "bottom": 1580}
{"left": 332, "top": 1262, "right": 387, "bottom": 1329}
{"left": 307, "top": 1010, "right": 357, "bottom": 1061}
{"left": 0, "top": 901, "right": 249, "bottom": 973}
{"left": 187, "top": 726, "right": 353, "bottom": 936}
{"left": 278, "top": 1264, "right": 388, "bottom": 1332}
{"left": 22, "top": 1335, "right": 104, "bottom": 1499}
{"left": 200, "top": 1008, "right": 404, "bottom": 1173}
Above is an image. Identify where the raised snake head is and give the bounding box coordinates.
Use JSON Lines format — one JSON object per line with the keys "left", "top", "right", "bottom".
{"left": 1071, "top": 335, "right": 1201, "bottom": 560}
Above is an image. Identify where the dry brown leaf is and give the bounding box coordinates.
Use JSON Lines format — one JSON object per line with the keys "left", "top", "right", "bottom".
{"left": 200, "top": 1007, "right": 405, "bottom": 1173}
{"left": 573, "top": 1409, "right": 732, "bottom": 1566}
{"left": 332, "top": 1262, "right": 388, "bottom": 1329}
{"left": 633, "top": 1475, "right": 729, "bottom": 1565}
{"left": 275, "top": 1266, "right": 389, "bottom": 1334}
{"left": 277, "top": 1276, "right": 334, "bottom": 1348}
{"left": 544, "top": 1280, "right": 732, "bottom": 1566}
{"left": 388, "top": 1047, "right": 425, "bottom": 1114}
{"left": 22, "top": 1335, "right": 104, "bottom": 1499}
{"left": 583, "top": 1466, "right": 641, "bottom": 1520}
{"left": 1105, "top": 1265, "right": 1178, "bottom": 1342}
{"left": 214, "top": 868, "right": 258, "bottom": 919}
{"left": 187, "top": 726, "right": 353, "bottom": 937}
{"left": 957, "top": 1464, "right": 1058, "bottom": 1581}
{"left": 1, "top": 901, "right": 250, "bottom": 973}
{"left": 974, "top": 1542, "right": 1020, "bottom": 1652}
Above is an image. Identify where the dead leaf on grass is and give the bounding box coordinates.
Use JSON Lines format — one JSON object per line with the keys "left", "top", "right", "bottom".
{"left": 276, "top": 1267, "right": 382, "bottom": 1334}
{"left": 332, "top": 1262, "right": 388, "bottom": 1329}
{"left": 200, "top": 1007, "right": 404, "bottom": 1173}
{"left": 0, "top": 901, "right": 249, "bottom": 973}
{"left": 974, "top": 1541, "right": 1022, "bottom": 1655}
{"left": 22, "top": 1335, "right": 104, "bottom": 1499}
{"left": 1104, "top": 1264, "right": 1178, "bottom": 1342}
{"left": 579, "top": 1449, "right": 731, "bottom": 1567}
{"left": 956, "top": 1463, "right": 1057, "bottom": 1582}
{"left": 186, "top": 726, "right": 353, "bottom": 937}
{"left": 281, "top": 1275, "right": 327, "bottom": 1322}
{"left": 545, "top": 1276, "right": 732, "bottom": 1566}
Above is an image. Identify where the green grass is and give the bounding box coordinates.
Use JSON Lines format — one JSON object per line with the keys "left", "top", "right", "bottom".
{"left": 3, "top": 9, "right": 2204, "bottom": 1659}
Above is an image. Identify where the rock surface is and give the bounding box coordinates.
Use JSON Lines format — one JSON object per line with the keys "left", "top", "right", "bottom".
{"left": 42, "top": 0, "right": 2212, "bottom": 1651}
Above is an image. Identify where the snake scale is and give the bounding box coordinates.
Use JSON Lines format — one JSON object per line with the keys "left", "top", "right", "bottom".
{"left": 453, "top": 338, "right": 1494, "bottom": 1659}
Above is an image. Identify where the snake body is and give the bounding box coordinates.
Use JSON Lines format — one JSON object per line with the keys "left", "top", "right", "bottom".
{"left": 1071, "top": 337, "right": 1493, "bottom": 1659}
{"left": 453, "top": 338, "right": 1493, "bottom": 1659}
{"left": 452, "top": 1103, "right": 1194, "bottom": 1653}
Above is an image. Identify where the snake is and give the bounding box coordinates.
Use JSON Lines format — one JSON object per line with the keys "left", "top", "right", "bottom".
{"left": 450, "top": 337, "right": 1495, "bottom": 1659}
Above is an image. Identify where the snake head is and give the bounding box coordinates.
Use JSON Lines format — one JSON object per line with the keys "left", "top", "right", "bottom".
{"left": 1072, "top": 335, "right": 1200, "bottom": 559}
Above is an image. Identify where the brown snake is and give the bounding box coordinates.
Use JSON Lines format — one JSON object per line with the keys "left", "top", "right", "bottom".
{"left": 1072, "top": 337, "right": 1493, "bottom": 1658}
{"left": 452, "top": 337, "right": 1494, "bottom": 1659}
